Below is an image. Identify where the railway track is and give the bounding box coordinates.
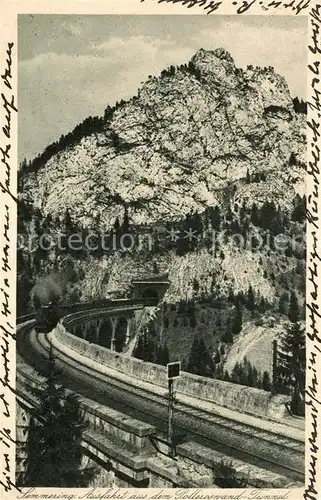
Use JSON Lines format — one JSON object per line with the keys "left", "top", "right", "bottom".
{"left": 17, "top": 322, "right": 304, "bottom": 484}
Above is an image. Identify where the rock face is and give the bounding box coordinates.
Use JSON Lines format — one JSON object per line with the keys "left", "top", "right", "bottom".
{"left": 20, "top": 48, "right": 306, "bottom": 230}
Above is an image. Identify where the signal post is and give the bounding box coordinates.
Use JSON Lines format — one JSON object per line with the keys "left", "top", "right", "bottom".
{"left": 167, "top": 361, "right": 180, "bottom": 457}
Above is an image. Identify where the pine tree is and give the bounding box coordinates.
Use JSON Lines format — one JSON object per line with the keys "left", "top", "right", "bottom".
{"left": 250, "top": 204, "right": 260, "bottom": 226}
{"left": 232, "top": 303, "right": 242, "bottom": 335}
{"left": 20, "top": 157, "right": 28, "bottom": 171}
{"left": 42, "top": 213, "right": 52, "bottom": 231}
{"left": 193, "top": 279, "right": 200, "bottom": 293}
{"left": 258, "top": 297, "right": 266, "bottom": 313}
{"left": 293, "top": 97, "right": 307, "bottom": 114}
{"left": 33, "top": 207, "right": 43, "bottom": 237}
{"left": 198, "top": 337, "right": 213, "bottom": 377}
{"left": 63, "top": 208, "right": 73, "bottom": 235}
{"left": 114, "top": 217, "right": 120, "bottom": 233}
{"left": 231, "top": 362, "right": 241, "bottom": 383}
{"left": 187, "top": 335, "right": 212, "bottom": 377}
{"left": 247, "top": 362, "right": 254, "bottom": 387}
{"left": 292, "top": 195, "right": 306, "bottom": 223}
{"left": 228, "top": 289, "right": 234, "bottom": 303}
{"left": 225, "top": 205, "right": 233, "bottom": 222}
{"left": 252, "top": 366, "right": 260, "bottom": 389}
{"left": 278, "top": 292, "right": 289, "bottom": 315}
{"left": 230, "top": 218, "right": 241, "bottom": 233}
{"left": 277, "top": 322, "right": 305, "bottom": 415}
{"left": 187, "top": 335, "right": 200, "bottom": 375}
{"left": 122, "top": 208, "right": 130, "bottom": 233}
{"left": 104, "top": 105, "right": 113, "bottom": 122}
{"left": 289, "top": 152, "right": 297, "bottom": 166}
{"left": 144, "top": 333, "right": 156, "bottom": 362}
{"left": 133, "top": 333, "right": 145, "bottom": 360}
{"left": 210, "top": 205, "right": 221, "bottom": 230}
{"left": 221, "top": 330, "right": 233, "bottom": 344}
{"left": 288, "top": 291, "right": 300, "bottom": 322}
{"left": 239, "top": 200, "right": 247, "bottom": 221}
{"left": 162, "top": 343, "right": 170, "bottom": 366}
{"left": 262, "top": 371, "right": 271, "bottom": 392}
{"left": 247, "top": 285, "right": 255, "bottom": 313}
{"left": 214, "top": 351, "right": 221, "bottom": 365}
{"left": 23, "top": 349, "right": 93, "bottom": 486}
{"left": 155, "top": 343, "right": 162, "bottom": 364}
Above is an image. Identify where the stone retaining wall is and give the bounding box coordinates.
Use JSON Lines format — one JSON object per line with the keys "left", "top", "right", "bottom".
{"left": 17, "top": 361, "right": 157, "bottom": 455}
{"left": 55, "top": 322, "right": 289, "bottom": 420}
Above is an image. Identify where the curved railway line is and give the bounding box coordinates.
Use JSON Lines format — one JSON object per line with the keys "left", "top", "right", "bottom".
{"left": 17, "top": 312, "right": 305, "bottom": 485}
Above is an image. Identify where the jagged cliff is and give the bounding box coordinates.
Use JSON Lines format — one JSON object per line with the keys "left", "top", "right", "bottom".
{"left": 18, "top": 47, "right": 307, "bottom": 373}
{"left": 20, "top": 48, "right": 306, "bottom": 230}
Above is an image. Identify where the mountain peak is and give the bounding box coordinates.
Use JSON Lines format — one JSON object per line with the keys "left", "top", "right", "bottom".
{"left": 191, "top": 47, "right": 237, "bottom": 88}
{"left": 193, "top": 47, "right": 235, "bottom": 65}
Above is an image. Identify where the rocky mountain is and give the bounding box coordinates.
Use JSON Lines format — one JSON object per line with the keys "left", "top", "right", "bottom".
{"left": 18, "top": 48, "right": 307, "bottom": 374}
{"left": 20, "top": 48, "right": 306, "bottom": 230}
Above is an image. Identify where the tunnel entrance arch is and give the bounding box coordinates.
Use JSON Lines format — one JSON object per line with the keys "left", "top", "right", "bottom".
{"left": 132, "top": 275, "right": 169, "bottom": 302}
{"left": 141, "top": 288, "right": 159, "bottom": 301}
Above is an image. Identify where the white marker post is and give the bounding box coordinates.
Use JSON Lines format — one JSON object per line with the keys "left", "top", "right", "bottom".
{"left": 167, "top": 361, "right": 181, "bottom": 457}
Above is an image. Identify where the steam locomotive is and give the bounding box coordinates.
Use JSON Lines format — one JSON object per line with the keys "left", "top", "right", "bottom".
{"left": 34, "top": 302, "right": 60, "bottom": 333}
{"left": 33, "top": 298, "right": 111, "bottom": 333}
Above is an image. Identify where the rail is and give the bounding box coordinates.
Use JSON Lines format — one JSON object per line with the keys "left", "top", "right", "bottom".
{"left": 62, "top": 304, "right": 145, "bottom": 328}
{"left": 17, "top": 297, "right": 158, "bottom": 326}
{"left": 16, "top": 324, "right": 304, "bottom": 486}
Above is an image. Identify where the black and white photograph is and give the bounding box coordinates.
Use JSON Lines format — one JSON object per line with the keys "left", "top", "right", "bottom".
{"left": 7, "top": 9, "right": 311, "bottom": 492}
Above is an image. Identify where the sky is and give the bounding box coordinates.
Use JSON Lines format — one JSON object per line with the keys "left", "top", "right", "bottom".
{"left": 18, "top": 15, "right": 307, "bottom": 163}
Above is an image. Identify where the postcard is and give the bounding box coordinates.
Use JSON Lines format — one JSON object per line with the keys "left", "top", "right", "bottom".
{"left": 1, "top": 1, "right": 320, "bottom": 499}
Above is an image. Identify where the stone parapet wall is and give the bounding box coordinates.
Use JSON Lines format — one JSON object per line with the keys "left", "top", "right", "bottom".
{"left": 16, "top": 361, "right": 157, "bottom": 456}
{"left": 54, "top": 322, "right": 289, "bottom": 420}
{"left": 176, "top": 442, "right": 294, "bottom": 488}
